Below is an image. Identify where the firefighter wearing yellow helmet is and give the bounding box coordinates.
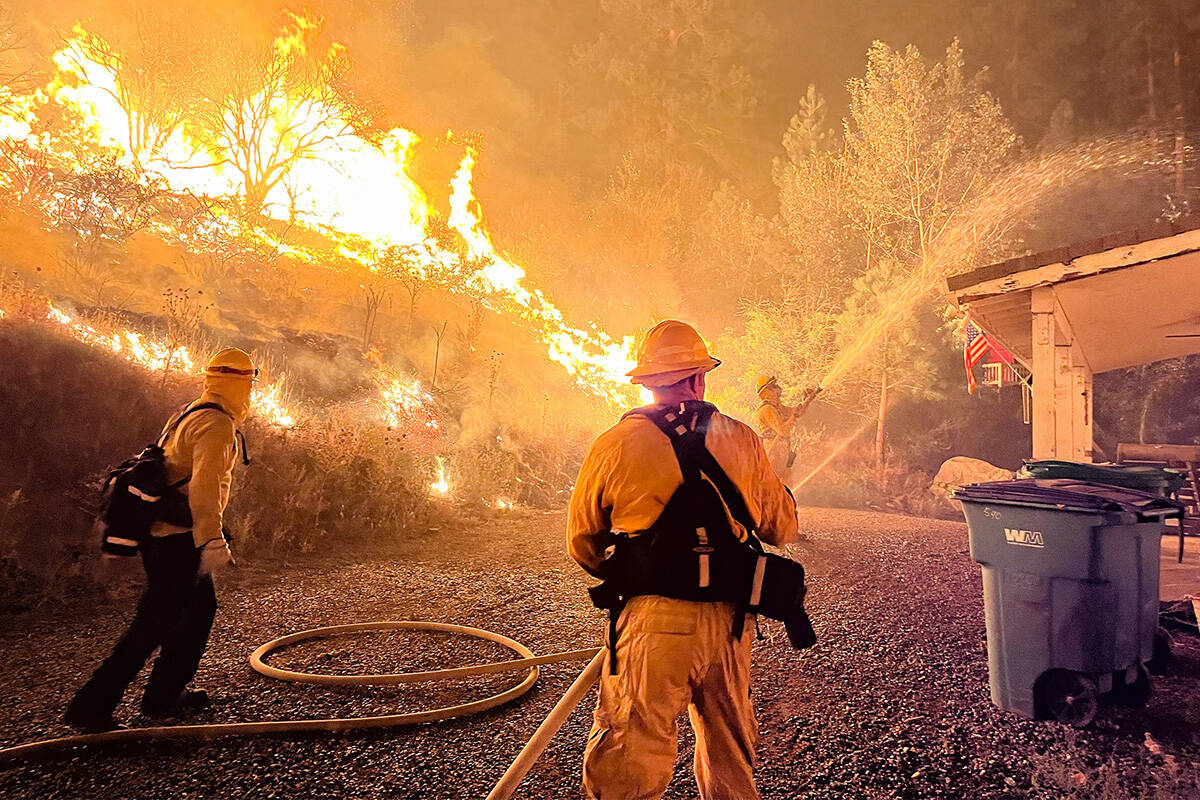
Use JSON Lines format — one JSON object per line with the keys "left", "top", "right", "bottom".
{"left": 755, "top": 376, "right": 820, "bottom": 482}
{"left": 66, "top": 348, "right": 255, "bottom": 731}
{"left": 568, "top": 320, "right": 798, "bottom": 799}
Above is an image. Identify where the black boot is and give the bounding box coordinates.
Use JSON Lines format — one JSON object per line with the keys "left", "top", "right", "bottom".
{"left": 63, "top": 699, "right": 124, "bottom": 733}
{"left": 141, "top": 687, "right": 211, "bottom": 719}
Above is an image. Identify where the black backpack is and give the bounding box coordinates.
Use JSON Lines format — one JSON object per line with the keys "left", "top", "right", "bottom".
{"left": 96, "top": 403, "right": 232, "bottom": 557}
{"left": 588, "top": 401, "right": 816, "bottom": 672}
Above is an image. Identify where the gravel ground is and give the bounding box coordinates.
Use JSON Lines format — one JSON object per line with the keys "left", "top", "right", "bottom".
{"left": 1, "top": 507, "right": 1199, "bottom": 799}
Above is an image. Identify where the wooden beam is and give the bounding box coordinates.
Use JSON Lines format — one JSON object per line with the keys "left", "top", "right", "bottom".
{"left": 950, "top": 228, "right": 1200, "bottom": 304}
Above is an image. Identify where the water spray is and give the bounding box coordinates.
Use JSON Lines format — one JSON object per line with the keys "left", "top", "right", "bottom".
{"left": 795, "top": 137, "right": 1157, "bottom": 490}
{"left": 791, "top": 419, "right": 875, "bottom": 492}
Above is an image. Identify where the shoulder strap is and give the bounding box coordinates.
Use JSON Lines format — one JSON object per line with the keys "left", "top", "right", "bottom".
{"left": 626, "top": 403, "right": 758, "bottom": 536}
{"left": 157, "top": 402, "right": 232, "bottom": 447}
{"left": 158, "top": 402, "right": 244, "bottom": 488}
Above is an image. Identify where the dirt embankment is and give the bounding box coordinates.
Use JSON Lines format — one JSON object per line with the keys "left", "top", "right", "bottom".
{"left": 1, "top": 508, "right": 1198, "bottom": 799}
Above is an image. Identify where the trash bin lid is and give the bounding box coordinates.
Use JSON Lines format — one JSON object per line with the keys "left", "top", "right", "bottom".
{"left": 955, "top": 478, "right": 1185, "bottom": 518}
{"left": 1017, "top": 459, "right": 1186, "bottom": 493}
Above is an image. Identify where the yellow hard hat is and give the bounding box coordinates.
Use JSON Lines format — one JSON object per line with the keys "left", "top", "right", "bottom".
{"left": 626, "top": 319, "right": 720, "bottom": 387}
{"left": 204, "top": 347, "right": 257, "bottom": 379}
{"left": 756, "top": 375, "right": 778, "bottom": 395}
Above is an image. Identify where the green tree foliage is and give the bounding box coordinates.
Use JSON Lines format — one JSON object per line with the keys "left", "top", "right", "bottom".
{"left": 841, "top": 40, "right": 1018, "bottom": 268}
{"left": 711, "top": 284, "right": 840, "bottom": 421}
{"left": 756, "top": 40, "right": 1019, "bottom": 466}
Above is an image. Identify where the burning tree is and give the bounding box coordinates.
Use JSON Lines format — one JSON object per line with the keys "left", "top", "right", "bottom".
{"left": 53, "top": 13, "right": 206, "bottom": 173}
{"left": 0, "top": 4, "right": 36, "bottom": 118}
{"left": 193, "top": 11, "right": 362, "bottom": 217}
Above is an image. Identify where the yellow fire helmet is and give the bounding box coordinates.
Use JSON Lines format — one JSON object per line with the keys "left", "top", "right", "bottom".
{"left": 626, "top": 319, "right": 721, "bottom": 387}
{"left": 756, "top": 375, "right": 780, "bottom": 396}
{"left": 204, "top": 347, "right": 258, "bottom": 380}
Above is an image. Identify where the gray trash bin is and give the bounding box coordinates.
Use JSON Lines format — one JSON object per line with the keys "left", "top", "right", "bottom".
{"left": 955, "top": 479, "right": 1182, "bottom": 726}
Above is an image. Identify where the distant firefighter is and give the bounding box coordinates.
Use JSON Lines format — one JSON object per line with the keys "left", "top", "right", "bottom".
{"left": 755, "top": 375, "right": 820, "bottom": 482}
{"left": 568, "top": 320, "right": 800, "bottom": 799}
{"left": 65, "top": 348, "right": 255, "bottom": 732}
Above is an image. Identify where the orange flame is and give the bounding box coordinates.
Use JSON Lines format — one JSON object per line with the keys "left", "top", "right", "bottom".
{"left": 430, "top": 456, "right": 450, "bottom": 496}
{"left": 44, "top": 302, "right": 299, "bottom": 427}
{"left": 251, "top": 379, "right": 297, "bottom": 429}
{"left": 12, "top": 18, "right": 641, "bottom": 404}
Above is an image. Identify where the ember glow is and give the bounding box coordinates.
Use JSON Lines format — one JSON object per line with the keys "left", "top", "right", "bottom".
{"left": 430, "top": 456, "right": 451, "bottom": 496}
{"left": 4, "top": 13, "right": 640, "bottom": 404}
{"left": 39, "top": 302, "right": 300, "bottom": 428}
{"left": 46, "top": 302, "right": 196, "bottom": 374}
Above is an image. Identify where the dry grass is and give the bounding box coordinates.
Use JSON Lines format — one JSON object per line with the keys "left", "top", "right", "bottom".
{"left": 1030, "top": 729, "right": 1199, "bottom": 800}
{"left": 0, "top": 320, "right": 443, "bottom": 603}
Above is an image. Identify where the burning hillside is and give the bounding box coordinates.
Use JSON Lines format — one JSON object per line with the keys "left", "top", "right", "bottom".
{"left": 0, "top": 8, "right": 643, "bottom": 436}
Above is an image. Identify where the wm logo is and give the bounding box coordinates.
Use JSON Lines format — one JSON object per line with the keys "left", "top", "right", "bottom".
{"left": 1004, "top": 528, "right": 1045, "bottom": 548}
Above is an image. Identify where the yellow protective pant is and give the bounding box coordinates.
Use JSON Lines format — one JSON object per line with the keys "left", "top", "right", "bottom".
{"left": 764, "top": 437, "right": 793, "bottom": 485}
{"left": 582, "top": 596, "right": 758, "bottom": 800}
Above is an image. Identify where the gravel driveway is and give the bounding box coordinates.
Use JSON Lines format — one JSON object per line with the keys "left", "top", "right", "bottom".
{"left": 1, "top": 507, "right": 1198, "bottom": 799}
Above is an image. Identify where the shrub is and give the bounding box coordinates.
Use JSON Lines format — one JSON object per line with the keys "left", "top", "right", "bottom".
{"left": 0, "top": 320, "right": 441, "bottom": 602}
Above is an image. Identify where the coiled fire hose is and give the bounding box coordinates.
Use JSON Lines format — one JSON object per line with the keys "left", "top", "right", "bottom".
{"left": 0, "top": 621, "right": 603, "bottom": 800}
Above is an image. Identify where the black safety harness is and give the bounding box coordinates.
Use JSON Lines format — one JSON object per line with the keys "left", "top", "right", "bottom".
{"left": 98, "top": 402, "right": 250, "bottom": 557}
{"left": 587, "top": 401, "right": 815, "bottom": 673}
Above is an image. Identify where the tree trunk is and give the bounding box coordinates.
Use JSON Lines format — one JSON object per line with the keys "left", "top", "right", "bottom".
{"left": 1173, "top": 29, "right": 1186, "bottom": 197}
{"left": 431, "top": 321, "right": 448, "bottom": 391}
{"left": 1138, "top": 392, "right": 1153, "bottom": 444}
{"left": 874, "top": 334, "right": 889, "bottom": 475}
{"left": 1146, "top": 28, "right": 1158, "bottom": 128}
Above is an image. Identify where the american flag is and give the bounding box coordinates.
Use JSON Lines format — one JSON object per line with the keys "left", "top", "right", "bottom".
{"left": 964, "top": 320, "right": 991, "bottom": 394}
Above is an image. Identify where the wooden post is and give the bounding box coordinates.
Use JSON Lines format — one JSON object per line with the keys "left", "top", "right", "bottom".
{"left": 1030, "top": 287, "right": 1094, "bottom": 462}
{"left": 1031, "top": 288, "right": 1057, "bottom": 459}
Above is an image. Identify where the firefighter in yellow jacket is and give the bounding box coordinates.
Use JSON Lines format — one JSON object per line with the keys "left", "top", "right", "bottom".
{"left": 568, "top": 320, "right": 798, "bottom": 799}
{"left": 65, "top": 348, "right": 254, "bottom": 731}
{"left": 756, "top": 376, "right": 819, "bottom": 482}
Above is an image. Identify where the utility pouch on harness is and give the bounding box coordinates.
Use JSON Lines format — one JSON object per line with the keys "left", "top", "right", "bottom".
{"left": 96, "top": 402, "right": 241, "bottom": 556}
{"left": 588, "top": 401, "right": 815, "bottom": 672}
{"left": 744, "top": 546, "right": 817, "bottom": 649}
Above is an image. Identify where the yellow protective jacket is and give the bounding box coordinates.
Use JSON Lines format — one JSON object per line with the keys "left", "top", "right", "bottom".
{"left": 756, "top": 399, "right": 794, "bottom": 441}
{"left": 568, "top": 405, "right": 799, "bottom": 577}
{"left": 151, "top": 391, "right": 241, "bottom": 548}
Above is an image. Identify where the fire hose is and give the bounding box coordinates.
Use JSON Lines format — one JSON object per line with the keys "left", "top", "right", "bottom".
{"left": 0, "top": 621, "right": 604, "bottom": 800}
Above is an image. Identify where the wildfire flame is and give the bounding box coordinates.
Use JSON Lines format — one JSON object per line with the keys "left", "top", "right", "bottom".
{"left": 449, "top": 149, "right": 639, "bottom": 401}
{"left": 41, "top": 302, "right": 299, "bottom": 427}
{"left": 46, "top": 302, "right": 196, "bottom": 374}
{"left": 6, "top": 14, "right": 641, "bottom": 404}
{"left": 430, "top": 456, "right": 450, "bottom": 496}
{"left": 251, "top": 379, "right": 297, "bottom": 429}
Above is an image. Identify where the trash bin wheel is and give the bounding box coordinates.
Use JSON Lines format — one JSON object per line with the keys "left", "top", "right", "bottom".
{"left": 1037, "top": 670, "right": 1099, "bottom": 727}
{"left": 1111, "top": 665, "right": 1152, "bottom": 708}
